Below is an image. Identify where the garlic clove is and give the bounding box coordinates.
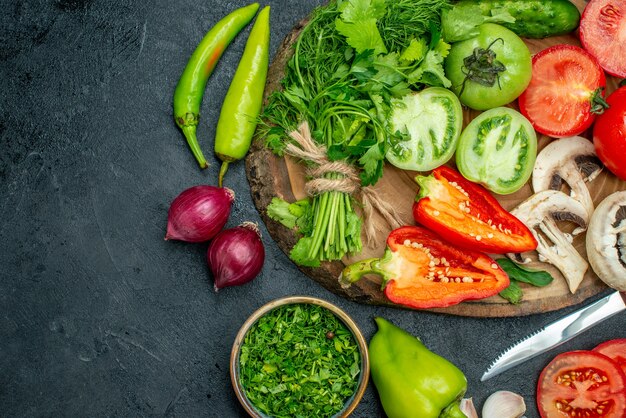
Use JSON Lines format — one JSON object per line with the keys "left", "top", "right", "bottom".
{"left": 460, "top": 398, "right": 478, "bottom": 418}
{"left": 482, "top": 390, "right": 526, "bottom": 418}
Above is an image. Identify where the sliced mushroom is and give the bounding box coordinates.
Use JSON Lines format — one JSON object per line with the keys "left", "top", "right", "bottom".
{"left": 508, "top": 190, "right": 589, "bottom": 294}
{"left": 586, "top": 191, "right": 626, "bottom": 292}
{"left": 532, "top": 136, "right": 603, "bottom": 217}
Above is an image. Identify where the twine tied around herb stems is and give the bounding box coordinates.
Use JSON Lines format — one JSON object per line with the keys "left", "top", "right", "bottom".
{"left": 285, "top": 121, "right": 403, "bottom": 244}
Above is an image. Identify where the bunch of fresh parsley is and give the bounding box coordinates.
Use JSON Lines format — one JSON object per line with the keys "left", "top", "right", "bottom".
{"left": 262, "top": 0, "right": 451, "bottom": 266}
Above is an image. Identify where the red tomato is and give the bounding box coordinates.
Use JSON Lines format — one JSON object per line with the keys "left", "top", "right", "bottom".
{"left": 537, "top": 350, "right": 626, "bottom": 418}
{"left": 518, "top": 45, "right": 607, "bottom": 138}
{"left": 594, "top": 339, "right": 626, "bottom": 375}
{"left": 593, "top": 86, "right": 626, "bottom": 180}
{"left": 580, "top": 0, "right": 626, "bottom": 78}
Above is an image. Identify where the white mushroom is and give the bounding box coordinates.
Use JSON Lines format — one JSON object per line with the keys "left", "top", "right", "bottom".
{"left": 508, "top": 190, "right": 589, "bottom": 294}
{"left": 586, "top": 191, "right": 626, "bottom": 291}
{"left": 532, "top": 136, "right": 603, "bottom": 217}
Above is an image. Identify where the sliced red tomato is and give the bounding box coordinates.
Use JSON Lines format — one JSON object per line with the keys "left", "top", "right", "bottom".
{"left": 593, "top": 86, "right": 626, "bottom": 180}
{"left": 413, "top": 166, "right": 537, "bottom": 254}
{"left": 518, "top": 44, "right": 607, "bottom": 138}
{"left": 594, "top": 339, "right": 626, "bottom": 375}
{"left": 580, "top": 0, "right": 626, "bottom": 78}
{"left": 537, "top": 350, "right": 626, "bottom": 418}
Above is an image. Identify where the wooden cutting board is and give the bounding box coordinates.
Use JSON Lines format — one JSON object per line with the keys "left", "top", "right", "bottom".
{"left": 245, "top": 0, "right": 624, "bottom": 317}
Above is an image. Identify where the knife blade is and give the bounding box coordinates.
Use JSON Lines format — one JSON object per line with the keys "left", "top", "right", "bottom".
{"left": 482, "top": 291, "right": 626, "bottom": 381}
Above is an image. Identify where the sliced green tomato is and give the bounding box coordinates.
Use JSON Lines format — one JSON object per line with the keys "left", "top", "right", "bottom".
{"left": 456, "top": 107, "right": 537, "bottom": 194}
{"left": 386, "top": 87, "right": 463, "bottom": 171}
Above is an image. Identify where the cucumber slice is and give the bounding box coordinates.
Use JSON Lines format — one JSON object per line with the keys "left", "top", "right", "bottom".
{"left": 456, "top": 107, "right": 537, "bottom": 195}
{"left": 386, "top": 87, "right": 463, "bottom": 172}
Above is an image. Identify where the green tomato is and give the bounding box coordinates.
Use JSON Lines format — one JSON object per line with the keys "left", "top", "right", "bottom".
{"left": 386, "top": 87, "right": 463, "bottom": 171}
{"left": 445, "top": 23, "right": 532, "bottom": 110}
{"left": 456, "top": 107, "right": 537, "bottom": 194}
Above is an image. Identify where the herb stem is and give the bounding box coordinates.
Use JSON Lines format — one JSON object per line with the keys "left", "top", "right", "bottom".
{"left": 293, "top": 23, "right": 307, "bottom": 92}
{"left": 338, "top": 194, "right": 347, "bottom": 252}
{"left": 314, "top": 28, "right": 325, "bottom": 88}
{"left": 326, "top": 187, "right": 340, "bottom": 251}
{"left": 309, "top": 190, "right": 331, "bottom": 260}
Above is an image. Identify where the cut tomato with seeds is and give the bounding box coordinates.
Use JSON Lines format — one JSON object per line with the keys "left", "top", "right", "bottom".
{"left": 537, "top": 350, "right": 626, "bottom": 418}
{"left": 594, "top": 339, "right": 626, "bottom": 376}
{"left": 518, "top": 44, "right": 607, "bottom": 138}
{"left": 580, "top": 0, "right": 626, "bottom": 78}
{"left": 455, "top": 107, "right": 537, "bottom": 195}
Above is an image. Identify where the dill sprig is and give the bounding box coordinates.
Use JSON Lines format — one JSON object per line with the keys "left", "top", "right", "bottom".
{"left": 380, "top": 0, "right": 451, "bottom": 51}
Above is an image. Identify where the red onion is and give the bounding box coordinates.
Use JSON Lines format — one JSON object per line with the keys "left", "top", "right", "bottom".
{"left": 165, "top": 185, "right": 234, "bottom": 243}
{"left": 208, "top": 222, "right": 265, "bottom": 291}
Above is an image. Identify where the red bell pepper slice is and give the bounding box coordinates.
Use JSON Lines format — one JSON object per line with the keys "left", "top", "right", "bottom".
{"left": 413, "top": 166, "right": 537, "bottom": 254}
{"left": 339, "top": 226, "right": 510, "bottom": 309}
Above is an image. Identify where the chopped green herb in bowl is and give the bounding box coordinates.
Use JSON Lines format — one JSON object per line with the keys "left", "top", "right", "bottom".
{"left": 230, "top": 297, "right": 369, "bottom": 418}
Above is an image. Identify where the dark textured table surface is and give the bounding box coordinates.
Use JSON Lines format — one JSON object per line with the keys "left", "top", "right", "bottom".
{"left": 1, "top": 1, "right": 624, "bottom": 417}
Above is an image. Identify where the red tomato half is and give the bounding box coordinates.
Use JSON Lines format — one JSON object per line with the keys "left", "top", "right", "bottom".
{"left": 537, "top": 350, "right": 626, "bottom": 418}
{"left": 580, "top": 0, "right": 626, "bottom": 78}
{"left": 593, "top": 86, "right": 626, "bottom": 180}
{"left": 518, "top": 45, "right": 607, "bottom": 138}
{"left": 594, "top": 339, "right": 626, "bottom": 375}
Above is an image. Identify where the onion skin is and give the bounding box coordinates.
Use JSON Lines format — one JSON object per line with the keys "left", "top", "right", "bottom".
{"left": 165, "top": 185, "right": 235, "bottom": 243}
{"left": 208, "top": 222, "right": 265, "bottom": 291}
{"left": 460, "top": 398, "right": 478, "bottom": 418}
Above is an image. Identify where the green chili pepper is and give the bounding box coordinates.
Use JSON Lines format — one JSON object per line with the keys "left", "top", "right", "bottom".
{"left": 173, "top": 3, "right": 260, "bottom": 169}
{"left": 214, "top": 6, "right": 270, "bottom": 187}
{"left": 369, "top": 317, "right": 468, "bottom": 418}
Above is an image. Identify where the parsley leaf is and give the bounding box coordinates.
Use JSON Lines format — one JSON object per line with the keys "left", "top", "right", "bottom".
{"left": 338, "top": 0, "right": 386, "bottom": 21}
{"left": 290, "top": 237, "right": 321, "bottom": 268}
{"left": 335, "top": 0, "right": 387, "bottom": 54}
{"left": 267, "top": 198, "right": 297, "bottom": 229}
{"left": 263, "top": 126, "right": 287, "bottom": 156}
{"left": 400, "top": 37, "right": 428, "bottom": 63}
{"left": 267, "top": 197, "right": 312, "bottom": 231}
{"left": 336, "top": 18, "right": 387, "bottom": 55}
{"left": 407, "top": 46, "right": 452, "bottom": 88}
{"left": 344, "top": 211, "right": 363, "bottom": 252}
{"left": 372, "top": 53, "right": 405, "bottom": 90}
{"left": 433, "top": 37, "right": 451, "bottom": 59}
{"left": 358, "top": 142, "right": 385, "bottom": 186}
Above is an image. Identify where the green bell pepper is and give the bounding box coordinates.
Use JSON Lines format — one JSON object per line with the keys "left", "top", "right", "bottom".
{"left": 369, "top": 317, "right": 467, "bottom": 418}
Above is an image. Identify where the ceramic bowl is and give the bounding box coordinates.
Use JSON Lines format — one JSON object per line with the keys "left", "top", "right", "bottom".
{"left": 230, "top": 296, "right": 370, "bottom": 417}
